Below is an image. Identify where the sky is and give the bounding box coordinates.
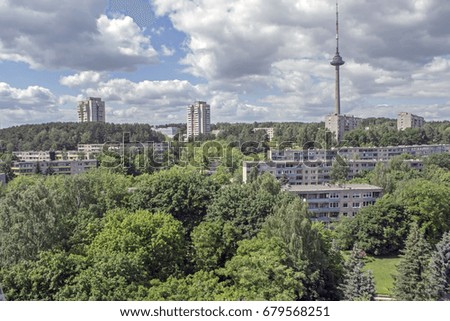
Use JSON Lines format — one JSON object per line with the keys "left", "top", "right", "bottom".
{"left": 1, "top": 0, "right": 450, "bottom": 128}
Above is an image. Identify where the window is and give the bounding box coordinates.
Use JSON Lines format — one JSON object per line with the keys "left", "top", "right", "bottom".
{"left": 362, "top": 192, "right": 372, "bottom": 198}
{"left": 352, "top": 202, "right": 360, "bottom": 208}
{"left": 352, "top": 194, "right": 360, "bottom": 198}
{"left": 343, "top": 203, "right": 348, "bottom": 208}
{"left": 343, "top": 194, "right": 349, "bottom": 199}
{"left": 330, "top": 192, "right": 339, "bottom": 199}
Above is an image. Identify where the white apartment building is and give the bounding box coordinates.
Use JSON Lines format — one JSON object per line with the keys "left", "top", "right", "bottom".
{"left": 325, "top": 114, "right": 362, "bottom": 142}
{"left": 270, "top": 144, "right": 450, "bottom": 162}
{"left": 11, "top": 160, "right": 98, "bottom": 176}
{"left": 242, "top": 159, "right": 423, "bottom": 185}
{"left": 77, "top": 97, "right": 106, "bottom": 123}
{"left": 187, "top": 101, "right": 211, "bottom": 140}
{"left": 397, "top": 112, "right": 425, "bottom": 131}
{"left": 13, "top": 150, "right": 83, "bottom": 162}
{"left": 285, "top": 184, "right": 383, "bottom": 222}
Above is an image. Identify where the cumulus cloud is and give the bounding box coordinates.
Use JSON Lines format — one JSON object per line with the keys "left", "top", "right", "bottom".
{"left": 0, "top": 82, "right": 56, "bottom": 109}
{"left": 0, "top": 1, "right": 158, "bottom": 71}
{"left": 149, "top": 0, "right": 450, "bottom": 122}
{"left": 60, "top": 71, "right": 105, "bottom": 88}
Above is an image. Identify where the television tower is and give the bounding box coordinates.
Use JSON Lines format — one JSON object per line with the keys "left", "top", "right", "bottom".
{"left": 330, "top": 0, "right": 345, "bottom": 115}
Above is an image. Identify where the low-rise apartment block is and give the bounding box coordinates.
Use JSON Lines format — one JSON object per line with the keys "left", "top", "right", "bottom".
{"left": 270, "top": 144, "right": 450, "bottom": 162}
{"left": 285, "top": 184, "right": 383, "bottom": 222}
{"left": 11, "top": 160, "right": 98, "bottom": 176}
{"left": 13, "top": 150, "right": 84, "bottom": 162}
{"left": 243, "top": 159, "right": 423, "bottom": 185}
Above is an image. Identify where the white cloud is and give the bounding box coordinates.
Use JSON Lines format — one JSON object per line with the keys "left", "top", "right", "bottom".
{"left": 161, "top": 45, "right": 175, "bottom": 57}
{"left": 60, "top": 71, "right": 105, "bottom": 88}
{"left": 0, "top": 82, "right": 56, "bottom": 109}
{"left": 0, "top": 1, "right": 158, "bottom": 71}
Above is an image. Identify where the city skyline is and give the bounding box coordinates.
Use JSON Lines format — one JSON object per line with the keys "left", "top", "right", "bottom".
{"left": 1, "top": 0, "right": 450, "bottom": 128}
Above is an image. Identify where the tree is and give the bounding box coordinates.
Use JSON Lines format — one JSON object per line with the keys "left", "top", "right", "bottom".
{"left": 395, "top": 179, "right": 450, "bottom": 244}
{"left": 347, "top": 196, "right": 410, "bottom": 256}
{"left": 147, "top": 271, "right": 226, "bottom": 301}
{"left": 191, "top": 220, "right": 239, "bottom": 271}
{"left": 393, "top": 223, "right": 431, "bottom": 300}
{"left": 428, "top": 232, "right": 450, "bottom": 300}
{"left": 205, "top": 174, "right": 280, "bottom": 249}
{"left": 130, "top": 167, "right": 219, "bottom": 232}
{"left": 64, "top": 210, "right": 186, "bottom": 300}
{"left": 219, "top": 235, "right": 304, "bottom": 300}
{"left": 330, "top": 160, "right": 349, "bottom": 183}
{"left": 339, "top": 244, "right": 376, "bottom": 301}
{"left": 263, "top": 194, "right": 344, "bottom": 300}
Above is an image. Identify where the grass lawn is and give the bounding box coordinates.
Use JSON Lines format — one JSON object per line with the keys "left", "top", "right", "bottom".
{"left": 364, "top": 255, "right": 401, "bottom": 296}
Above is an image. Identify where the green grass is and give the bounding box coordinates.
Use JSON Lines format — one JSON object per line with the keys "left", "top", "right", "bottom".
{"left": 364, "top": 255, "right": 401, "bottom": 296}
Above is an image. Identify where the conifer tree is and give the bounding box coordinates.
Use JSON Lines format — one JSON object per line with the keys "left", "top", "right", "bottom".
{"left": 339, "top": 244, "right": 376, "bottom": 301}
{"left": 393, "top": 223, "right": 431, "bottom": 300}
{"left": 428, "top": 232, "right": 450, "bottom": 300}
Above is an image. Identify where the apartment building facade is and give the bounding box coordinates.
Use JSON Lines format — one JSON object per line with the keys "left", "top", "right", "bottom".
{"left": 187, "top": 101, "right": 211, "bottom": 139}
{"left": 325, "top": 114, "right": 362, "bottom": 142}
{"left": 11, "top": 160, "right": 98, "bottom": 176}
{"left": 0, "top": 173, "right": 5, "bottom": 185}
{"left": 270, "top": 144, "right": 450, "bottom": 162}
{"left": 397, "top": 112, "right": 425, "bottom": 131}
{"left": 77, "top": 97, "right": 106, "bottom": 123}
{"left": 285, "top": 184, "right": 383, "bottom": 222}
{"left": 243, "top": 159, "right": 423, "bottom": 185}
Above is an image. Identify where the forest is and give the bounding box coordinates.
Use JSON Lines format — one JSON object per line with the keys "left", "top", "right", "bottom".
{"left": 0, "top": 153, "right": 449, "bottom": 300}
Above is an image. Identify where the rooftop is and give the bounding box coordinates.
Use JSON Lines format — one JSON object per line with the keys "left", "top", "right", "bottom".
{"left": 284, "top": 184, "right": 383, "bottom": 192}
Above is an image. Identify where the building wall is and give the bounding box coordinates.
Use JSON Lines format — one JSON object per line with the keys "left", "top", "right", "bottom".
{"left": 11, "top": 160, "right": 98, "bottom": 176}
{"left": 77, "top": 97, "right": 105, "bottom": 123}
{"left": 325, "top": 114, "right": 362, "bottom": 142}
{"left": 243, "top": 159, "right": 424, "bottom": 185}
{"left": 270, "top": 144, "right": 450, "bottom": 162}
{"left": 285, "top": 184, "right": 383, "bottom": 222}
{"left": 397, "top": 112, "right": 425, "bottom": 131}
{"left": 187, "top": 101, "right": 211, "bottom": 139}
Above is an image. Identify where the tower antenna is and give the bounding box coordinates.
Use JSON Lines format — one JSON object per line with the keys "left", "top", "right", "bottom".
{"left": 330, "top": 0, "right": 345, "bottom": 115}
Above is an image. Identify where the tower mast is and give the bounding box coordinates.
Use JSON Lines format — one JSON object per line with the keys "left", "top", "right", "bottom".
{"left": 330, "top": 0, "right": 345, "bottom": 115}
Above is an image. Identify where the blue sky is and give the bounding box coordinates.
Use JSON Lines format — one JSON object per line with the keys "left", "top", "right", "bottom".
{"left": 1, "top": 0, "right": 450, "bottom": 127}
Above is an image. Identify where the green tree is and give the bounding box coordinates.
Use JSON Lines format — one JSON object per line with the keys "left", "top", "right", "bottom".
{"left": 219, "top": 235, "right": 304, "bottom": 300}
{"left": 348, "top": 196, "right": 410, "bottom": 255}
{"left": 130, "top": 167, "right": 219, "bottom": 232}
{"left": 65, "top": 210, "right": 186, "bottom": 300}
{"left": 263, "top": 194, "right": 344, "bottom": 300}
{"left": 427, "top": 232, "right": 450, "bottom": 300}
{"left": 330, "top": 160, "right": 349, "bottom": 183}
{"left": 191, "top": 220, "right": 239, "bottom": 271}
{"left": 339, "top": 245, "right": 376, "bottom": 301}
{"left": 393, "top": 223, "right": 431, "bottom": 300}
{"left": 395, "top": 179, "right": 450, "bottom": 243}
{"left": 205, "top": 174, "right": 281, "bottom": 254}
{"left": 147, "top": 270, "right": 226, "bottom": 301}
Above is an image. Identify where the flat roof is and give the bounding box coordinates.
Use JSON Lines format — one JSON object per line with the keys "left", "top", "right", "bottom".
{"left": 285, "top": 184, "right": 383, "bottom": 192}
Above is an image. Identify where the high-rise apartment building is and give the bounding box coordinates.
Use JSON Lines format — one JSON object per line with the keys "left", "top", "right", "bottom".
{"left": 397, "top": 112, "right": 425, "bottom": 131}
{"left": 325, "top": 114, "right": 362, "bottom": 142}
{"left": 77, "top": 97, "right": 106, "bottom": 123}
{"left": 186, "top": 101, "right": 211, "bottom": 139}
